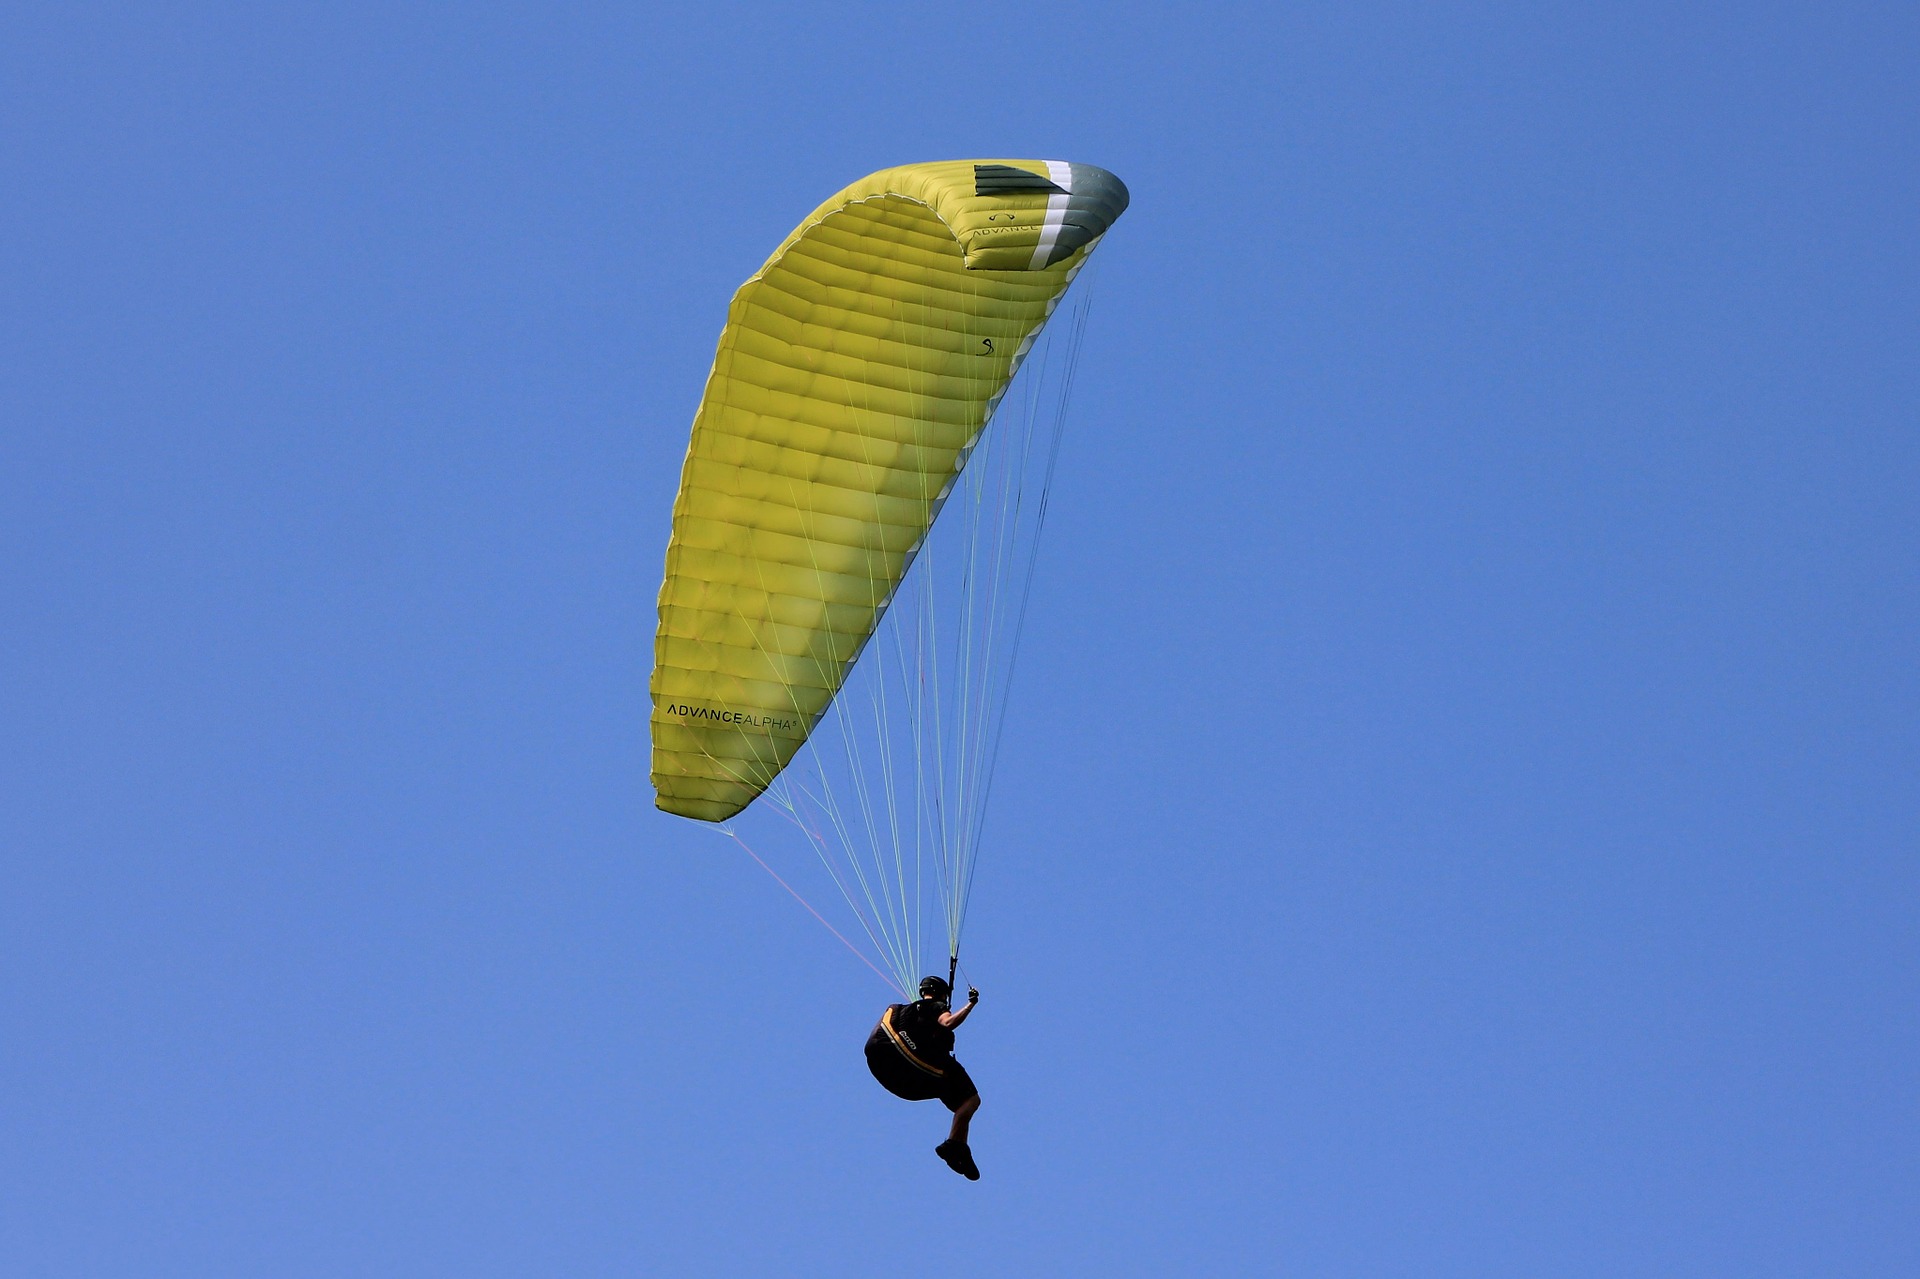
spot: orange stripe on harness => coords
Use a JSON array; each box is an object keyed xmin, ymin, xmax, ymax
[{"xmin": 881, "ymin": 1006, "xmax": 946, "ymax": 1077}]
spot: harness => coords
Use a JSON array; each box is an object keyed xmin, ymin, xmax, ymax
[{"xmin": 880, "ymin": 1006, "xmax": 946, "ymax": 1078}]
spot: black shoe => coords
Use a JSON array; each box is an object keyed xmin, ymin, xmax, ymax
[{"xmin": 935, "ymin": 1140, "xmax": 980, "ymax": 1180}]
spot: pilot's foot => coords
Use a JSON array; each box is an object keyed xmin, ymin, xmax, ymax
[{"xmin": 935, "ymin": 1140, "xmax": 980, "ymax": 1180}]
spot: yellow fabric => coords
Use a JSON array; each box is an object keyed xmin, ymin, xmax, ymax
[{"xmin": 651, "ymin": 160, "xmax": 1125, "ymax": 820}]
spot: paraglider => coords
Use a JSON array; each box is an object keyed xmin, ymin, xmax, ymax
[
  {"xmin": 866, "ymin": 977, "xmax": 983, "ymax": 1178},
  {"xmin": 650, "ymin": 159, "xmax": 1127, "ymax": 1175}
]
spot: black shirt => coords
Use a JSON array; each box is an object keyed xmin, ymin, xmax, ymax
[{"xmin": 891, "ymin": 997, "xmax": 956, "ymax": 1062}]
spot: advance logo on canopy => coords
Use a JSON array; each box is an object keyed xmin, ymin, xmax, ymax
[{"xmin": 655, "ymin": 698, "xmax": 806, "ymax": 739}]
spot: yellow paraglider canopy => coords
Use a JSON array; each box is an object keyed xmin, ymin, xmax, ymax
[{"xmin": 652, "ymin": 159, "xmax": 1128, "ymax": 821}]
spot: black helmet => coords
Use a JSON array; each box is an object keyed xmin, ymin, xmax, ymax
[{"xmin": 918, "ymin": 976, "xmax": 952, "ymax": 1001}]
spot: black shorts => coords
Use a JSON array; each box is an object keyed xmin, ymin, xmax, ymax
[{"xmin": 865, "ymin": 1022, "xmax": 979, "ymax": 1111}]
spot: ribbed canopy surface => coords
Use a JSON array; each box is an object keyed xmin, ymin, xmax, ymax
[{"xmin": 652, "ymin": 160, "xmax": 1127, "ymax": 820}]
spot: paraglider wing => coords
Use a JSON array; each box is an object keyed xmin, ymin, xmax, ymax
[{"xmin": 651, "ymin": 160, "xmax": 1128, "ymax": 820}]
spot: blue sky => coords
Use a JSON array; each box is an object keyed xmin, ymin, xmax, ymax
[{"xmin": 4, "ymin": 3, "xmax": 1915, "ymax": 1274}]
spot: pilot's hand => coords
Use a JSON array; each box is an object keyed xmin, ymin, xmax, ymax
[{"xmin": 968, "ymin": 986, "xmax": 980, "ymax": 1004}]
